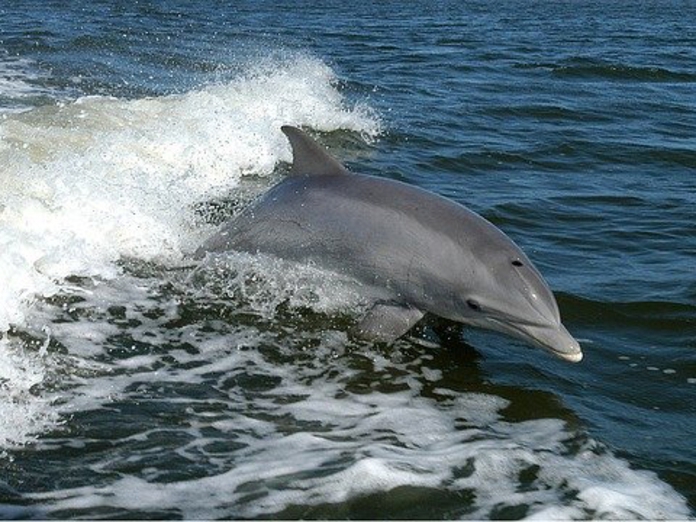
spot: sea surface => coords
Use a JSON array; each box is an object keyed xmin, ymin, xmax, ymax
[{"xmin": 1, "ymin": 1, "xmax": 695, "ymax": 519}]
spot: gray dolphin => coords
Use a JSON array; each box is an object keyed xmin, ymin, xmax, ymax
[{"xmin": 197, "ymin": 126, "xmax": 583, "ymax": 362}]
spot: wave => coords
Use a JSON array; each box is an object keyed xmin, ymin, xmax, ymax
[
  {"xmin": 0, "ymin": 336, "xmax": 59, "ymax": 453},
  {"xmin": 0, "ymin": 55, "xmax": 72, "ymax": 113},
  {"xmin": 16, "ymin": 278, "xmax": 693, "ymax": 519},
  {"xmin": 0, "ymin": 55, "xmax": 380, "ymax": 333},
  {"xmin": 0, "ymin": 270, "xmax": 687, "ymax": 519},
  {"xmin": 0, "ymin": 54, "xmax": 380, "ymax": 449},
  {"xmin": 520, "ymin": 57, "xmax": 696, "ymax": 83}
]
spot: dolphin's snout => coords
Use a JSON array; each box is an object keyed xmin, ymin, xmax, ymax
[
  {"xmin": 524, "ymin": 322, "xmax": 583, "ymax": 362},
  {"xmin": 486, "ymin": 315, "xmax": 583, "ymax": 363}
]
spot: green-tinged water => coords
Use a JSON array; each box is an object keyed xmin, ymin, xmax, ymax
[{"xmin": 0, "ymin": 1, "xmax": 694, "ymax": 519}]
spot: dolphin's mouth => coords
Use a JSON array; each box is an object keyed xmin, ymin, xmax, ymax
[
  {"xmin": 547, "ymin": 341, "xmax": 583, "ymax": 363},
  {"xmin": 527, "ymin": 323, "xmax": 583, "ymax": 362},
  {"xmin": 487, "ymin": 318, "xmax": 583, "ymax": 363}
]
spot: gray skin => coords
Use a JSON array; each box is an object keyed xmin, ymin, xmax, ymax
[{"xmin": 197, "ymin": 126, "xmax": 583, "ymax": 362}]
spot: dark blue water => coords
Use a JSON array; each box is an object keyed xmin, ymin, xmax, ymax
[{"xmin": 1, "ymin": 1, "xmax": 695, "ymax": 519}]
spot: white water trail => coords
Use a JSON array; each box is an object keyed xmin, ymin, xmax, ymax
[{"xmin": 0, "ymin": 54, "xmax": 380, "ymax": 448}]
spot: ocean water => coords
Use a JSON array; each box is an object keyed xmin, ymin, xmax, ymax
[{"xmin": 1, "ymin": 1, "xmax": 695, "ymax": 519}]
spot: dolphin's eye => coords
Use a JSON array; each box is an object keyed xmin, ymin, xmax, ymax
[
  {"xmin": 511, "ymin": 259, "xmax": 524, "ymax": 267},
  {"xmin": 467, "ymin": 299, "xmax": 482, "ymax": 312}
]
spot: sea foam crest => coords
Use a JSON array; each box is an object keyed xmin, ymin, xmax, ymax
[
  {"xmin": 0, "ymin": 55, "xmax": 380, "ymax": 333},
  {"xmin": 0, "ymin": 55, "xmax": 380, "ymax": 449}
]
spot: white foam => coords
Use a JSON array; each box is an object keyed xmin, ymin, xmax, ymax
[
  {"xmin": 26, "ymin": 368, "xmax": 691, "ymax": 519},
  {"xmin": 0, "ymin": 54, "xmax": 380, "ymax": 334},
  {"xmin": 190, "ymin": 251, "xmax": 369, "ymax": 319},
  {"xmin": 0, "ymin": 337, "xmax": 60, "ymax": 452},
  {"xmin": 0, "ymin": 57, "xmax": 54, "ymax": 112},
  {"xmin": 11, "ymin": 275, "xmax": 688, "ymax": 519},
  {"xmin": 0, "ymin": 54, "xmax": 380, "ymax": 454}
]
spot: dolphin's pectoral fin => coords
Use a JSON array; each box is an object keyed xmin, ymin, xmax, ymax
[{"xmin": 351, "ymin": 303, "xmax": 424, "ymax": 344}]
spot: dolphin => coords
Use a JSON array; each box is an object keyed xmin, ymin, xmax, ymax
[{"xmin": 197, "ymin": 126, "xmax": 583, "ymax": 362}]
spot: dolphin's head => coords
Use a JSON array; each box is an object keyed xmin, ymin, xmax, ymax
[{"xmin": 450, "ymin": 228, "xmax": 583, "ymax": 362}]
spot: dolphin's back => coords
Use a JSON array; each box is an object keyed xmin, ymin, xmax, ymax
[{"xmin": 200, "ymin": 171, "xmax": 516, "ymax": 314}]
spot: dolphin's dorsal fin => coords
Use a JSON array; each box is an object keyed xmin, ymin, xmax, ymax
[{"xmin": 281, "ymin": 125, "xmax": 349, "ymax": 177}]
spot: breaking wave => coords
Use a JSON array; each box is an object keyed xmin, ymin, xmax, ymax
[{"xmin": 0, "ymin": 54, "xmax": 380, "ymax": 448}]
